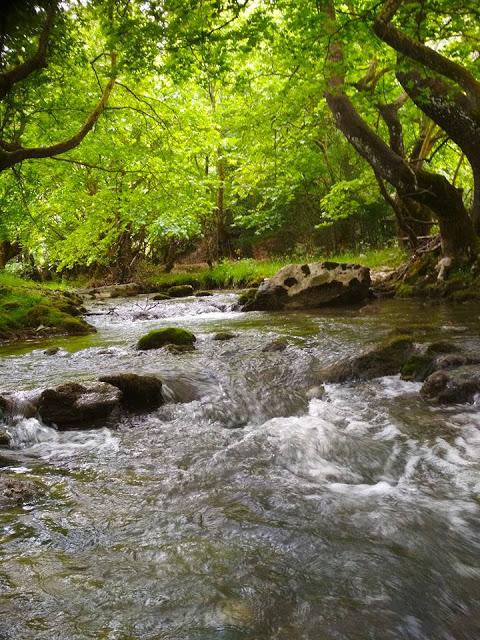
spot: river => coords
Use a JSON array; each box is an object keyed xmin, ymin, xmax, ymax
[{"xmin": 1, "ymin": 292, "xmax": 480, "ymax": 639}]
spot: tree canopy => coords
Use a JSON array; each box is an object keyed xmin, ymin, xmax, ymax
[{"xmin": 0, "ymin": 0, "xmax": 478, "ymax": 276}]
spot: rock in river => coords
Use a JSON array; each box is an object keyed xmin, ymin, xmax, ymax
[
  {"xmin": 317, "ymin": 336, "xmax": 414, "ymax": 382},
  {"xmin": 38, "ymin": 382, "xmax": 121, "ymax": 429},
  {"xmin": 137, "ymin": 327, "xmax": 196, "ymax": 351},
  {"xmin": 241, "ymin": 262, "xmax": 371, "ymax": 311},
  {"xmin": 99, "ymin": 373, "xmax": 164, "ymax": 411},
  {"xmin": 421, "ymin": 366, "xmax": 480, "ymax": 404}
]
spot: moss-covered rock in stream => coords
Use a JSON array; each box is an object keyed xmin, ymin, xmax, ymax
[
  {"xmin": 0, "ymin": 475, "xmax": 40, "ymax": 506},
  {"xmin": 167, "ymin": 285, "xmax": 194, "ymax": 298},
  {"xmin": 317, "ymin": 335, "xmax": 415, "ymax": 383},
  {"xmin": 195, "ymin": 290, "xmax": 213, "ymax": 297},
  {"xmin": 137, "ymin": 327, "xmax": 196, "ymax": 351},
  {"xmin": 99, "ymin": 373, "xmax": 163, "ymax": 411},
  {"xmin": 400, "ymin": 354, "xmax": 435, "ymax": 382},
  {"xmin": 152, "ymin": 293, "xmax": 171, "ymax": 301}
]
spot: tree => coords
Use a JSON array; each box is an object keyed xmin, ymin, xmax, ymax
[
  {"xmin": 322, "ymin": 0, "xmax": 477, "ymax": 264},
  {"xmin": 0, "ymin": 1, "xmax": 116, "ymax": 173}
]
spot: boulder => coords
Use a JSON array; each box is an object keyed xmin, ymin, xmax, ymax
[
  {"xmin": 195, "ymin": 291, "xmax": 213, "ymax": 297},
  {"xmin": 241, "ymin": 262, "xmax": 371, "ymax": 311},
  {"xmin": 167, "ymin": 285, "xmax": 194, "ymax": 298},
  {"xmin": 152, "ymin": 293, "xmax": 171, "ymax": 301},
  {"xmin": 38, "ymin": 382, "xmax": 121, "ymax": 429},
  {"xmin": 137, "ymin": 327, "xmax": 197, "ymax": 351},
  {"xmin": 317, "ymin": 336, "xmax": 414, "ymax": 383},
  {"xmin": 401, "ymin": 346, "xmax": 478, "ymax": 382},
  {"xmin": 421, "ymin": 366, "xmax": 480, "ymax": 404},
  {"xmin": 99, "ymin": 373, "xmax": 163, "ymax": 411}
]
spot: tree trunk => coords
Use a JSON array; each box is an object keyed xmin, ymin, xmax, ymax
[
  {"xmin": 323, "ymin": 1, "xmax": 476, "ymax": 264},
  {"xmin": 0, "ymin": 240, "xmax": 21, "ymax": 268}
]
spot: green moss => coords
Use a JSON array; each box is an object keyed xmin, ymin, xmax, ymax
[
  {"xmin": 0, "ymin": 283, "xmax": 94, "ymax": 342},
  {"xmin": 395, "ymin": 283, "xmax": 414, "ymax": 297},
  {"xmin": 450, "ymin": 288, "xmax": 480, "ymax": 302},
  {"xmin": 57, "ymin": 317, "xmax": 96, "ymax": 335},
  {"xmin": 167, "ymin": 285, "xmax": 194, "ymax": 297},
  {"xmin": 137, "ymin": 327, "xmax": 197, "ymax": 351},
  {"xmin": 400, "ymin": 354, "xmax": 434, "ymax": 381},
  {"xmin": 237, "ymin": 288, "xmax": 258, "ymax": 306}
]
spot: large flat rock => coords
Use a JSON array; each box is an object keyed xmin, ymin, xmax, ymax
[{"xmin": 242, "ymin": 262, "xmax": 371, "ymax": 311}]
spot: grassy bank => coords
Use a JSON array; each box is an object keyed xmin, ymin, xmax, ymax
[
  {"xmin": 0, "ymin": 273, "xmax": 95, "ymax": 342},
  {"xmin": 148, "ymin": 247, "xmax": 407, "ymax": 291}
]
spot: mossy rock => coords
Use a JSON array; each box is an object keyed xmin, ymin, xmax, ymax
[
  {"xmin": 262, "ymin": 338, "xmax": 288, "ymax": 352},
  {"xmin": 59, "ymin": 303, "xmax": 81, "ymax": 316},
  {"xmin": 137, "ymin": 327, "xmax": 196, "ymax": 350},
  {"xmin": 425, "ymin": 341, "xmax": 460, "ymax": 355},
  {"xmin": 58, "ymin": 317, "xmax": 96, "ymax": 335},
  {"xmin": 167, "ymin": 285, "xmax": 194, "ymax": 298},
  {"xmin": 237, "ymin": 288, "xmax": 258, "ymax": 306},
  {"xmin": 318, "ymin": 335, "xmax": 415, "ymax": 383},
  {"xmin": 195, "ymin": 291, "xmax": 213, "ymax": 297},
  {"xmin": 401, "ymin": 354, "xmax": 435, "ymax": 382},
  {"xmin": 390, "ymin": 324, "xmax": 436, "ymax": 337},
  {"xmin": 152, "ymin": 293, "xmax": 171, "ymax": 301},
  {"xmin": 213, "ymin": 331, "xmax": 236, "ymax": 341}
]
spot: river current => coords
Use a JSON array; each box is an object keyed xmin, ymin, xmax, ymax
[{"xmin": 1, "ymin": 293, "xmax": 480, "ymax": 639}]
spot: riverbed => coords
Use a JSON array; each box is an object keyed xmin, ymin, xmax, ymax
[{"xmin": 1, "ymin": 293, "xmax": 480, "ymax": 639}]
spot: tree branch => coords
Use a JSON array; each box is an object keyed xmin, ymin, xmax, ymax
[
  {"xmin": 373, "ymin": 0, "xmax": 480, "ymax": 103},
  {"xmin": 0, "ymin": 2, "xmax": 57, "ymax": 100},
  {"xmin": 0, "ymin": 53, "xmax": 117, "ymax": 172}
]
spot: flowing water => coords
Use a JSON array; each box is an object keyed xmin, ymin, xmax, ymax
[{"xmin": 1, "ymin": 293, "xmax": 480, "ymax": 639}]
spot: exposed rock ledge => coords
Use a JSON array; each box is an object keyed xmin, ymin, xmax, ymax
[{"xmin": 241, "ymin": 262, "xmax": 371, "ymax": 311}]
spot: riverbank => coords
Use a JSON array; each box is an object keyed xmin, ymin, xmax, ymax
[
  {"xmin": 0, "ymin": 273, "xmax": 95, "ymax": 342},
  {"xmin": 3, "ymin": 244, "xmax": 479, "ymax": 343}
]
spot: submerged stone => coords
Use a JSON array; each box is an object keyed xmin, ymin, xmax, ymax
[
  {"xmin": 241, "ymin": 262, "xmax": 370, "ymax": 311},
  {"xmin": 262, "ymin": 338, "xmax": 288, "ymax": 352},
  {"xmin": 213, "ymin": 331, "xmax": 236, "ymax": 341},
  {"xmin": 137, "ymin": 327, "xmax": 196, "ymax": 351}
]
